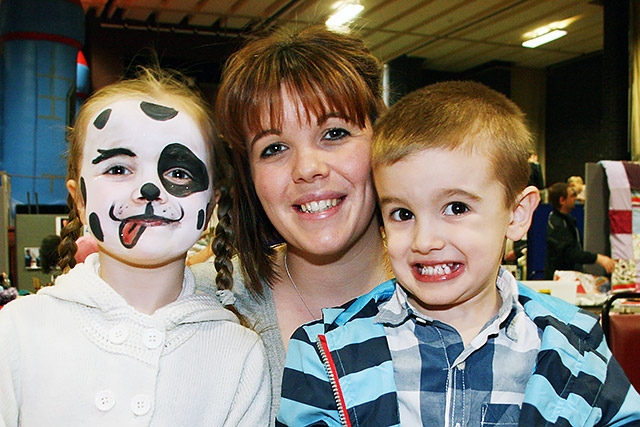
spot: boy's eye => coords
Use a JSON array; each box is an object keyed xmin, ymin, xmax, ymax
[
  {"xmin": 260, "ymin": 142, "xmax": 287, "ymax": 158},
  {"xmin": 390, "ymin": 208, "xmax": 414, "ymax": 222},
  {"xmin": 444, "ymin": 202, "xmax": 469, "ymax": 216},
  {"xmin": 323, "ymin": 127, "xmax": 350, "ymax": 141},
  {"xmin": 105, "ymin": 165, "xmax": 131, "ymax": 175}
]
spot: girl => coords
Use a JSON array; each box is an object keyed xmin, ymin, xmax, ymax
[{"xmin": 0, "ymin": 67, "xmax": 269, "ymax": 426}]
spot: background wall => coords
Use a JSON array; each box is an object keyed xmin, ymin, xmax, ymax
[
  {"xmin": 0, "ymin": 2, "xmax": 632, "ymax": 289},
  {"xmin": 84, "ymin": 11, "xmax": 240, "ymax": 105},
  {"xmin": 15, "ymin": 213, "xmax": 65, "ymax": 292},
  {"xmin": 544, "ymin": 53, "xmax": 620, "ymax": 186}
]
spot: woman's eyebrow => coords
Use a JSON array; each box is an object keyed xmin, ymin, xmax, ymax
[
  {"xmin": 92, "ymin": 148, "xmax": 136, "ymax": 164},
  {"xmin": 250, "ymin": 128, "xmax": 280, "ymax": 147},
  {"xmin": 316, "ymin": 112, "xmax": 350, "ymax": 125}
]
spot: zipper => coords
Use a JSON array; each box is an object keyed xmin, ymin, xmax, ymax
[{"xmin": 317, "ymin": 334, "xmax": 352, "ymax": 427}]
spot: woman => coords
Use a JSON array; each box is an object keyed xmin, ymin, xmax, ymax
[{"xmin": 192, "ymin": 25, "xmax": 391, "ymax": 420}]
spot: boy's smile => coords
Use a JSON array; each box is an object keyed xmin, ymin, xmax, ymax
[
  {"xmin": 375, "ymin": 146, "xmax": 526, "ymax": 326},
  {"xmin": 414, "ymin": 261, "xmax": 463, "ymax": 281}
]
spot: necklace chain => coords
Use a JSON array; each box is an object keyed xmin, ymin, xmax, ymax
[
  {"xmin": 283, "ymin": 251, "xmax": 317, "ymax": 320},
  {"xmin": 283, "ymin": 250, "xmax": 390, "ymax": 321}
]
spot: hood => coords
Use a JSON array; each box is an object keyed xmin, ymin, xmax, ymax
[{"xmin": 39, "ymin": 253, "xmax": 239, "ymax": 327}]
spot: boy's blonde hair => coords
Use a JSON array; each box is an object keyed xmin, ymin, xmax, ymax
[{"xmin": 372, "ymin": 80, "xmax": 532, "ymax": 207}]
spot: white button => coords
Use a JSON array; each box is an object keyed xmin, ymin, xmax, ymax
[
  {"xmin": 130, "ymin": 394, "xmax": 152, "ymax": 416},
  {"xmin": 108, "ymin": 325, "xmax": 129, "ymax": 344},
  {"xmin": 142, "ymin": 328, "xmax": 163, "ymax": 349},
  {"xmin": 95, "ymin": 390, "xmax": 115, "ymax": 412}
]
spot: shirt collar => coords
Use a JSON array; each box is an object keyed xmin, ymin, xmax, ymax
[{"xmin": 376, "ymin": 268, "xmax": 524, "ymax": 342}]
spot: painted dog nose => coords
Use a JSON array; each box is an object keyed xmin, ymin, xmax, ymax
[{"xmin": 140, "ymin": 182, "xmax": 161, "ymax": 201}]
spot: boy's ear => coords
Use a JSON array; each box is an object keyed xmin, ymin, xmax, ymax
[
  {"xmin": 506, "ymin": 186, "xmax": 540, "ymax": 242},
  {"xmin": 66, "ymin": 179, "xmax": 86, "ymax": 225}
]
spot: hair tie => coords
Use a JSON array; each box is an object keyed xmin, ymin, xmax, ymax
[{"xmin": 216, "ymin": 289, "xmax": 236, "ymax": 306}]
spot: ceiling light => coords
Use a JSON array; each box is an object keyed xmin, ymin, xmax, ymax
[
  {"xmin": 326, "ymin": 1, "xmax": 364, "ymax": 28},
  {"xmin": 522, "ymin": 29, "xmax": 567, "ymax": 48}
]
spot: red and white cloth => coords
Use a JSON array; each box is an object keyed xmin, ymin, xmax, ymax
[{"xmin": 600, "ymin": 160, "xmax": 640, "ymax": 291}]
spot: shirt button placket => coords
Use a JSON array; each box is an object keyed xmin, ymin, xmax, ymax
[{"xmin": 132, "ymin": 326, "xmax": 163, "ymax": 419}]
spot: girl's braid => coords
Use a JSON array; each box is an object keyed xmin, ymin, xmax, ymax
[
  {"xmin": 213, "ymin": 184, "xmax": 234, "ymax": 293},
  {"xmin": 57, "ymin": 194, "xmax": 83, "ymax": 272},
  {"xmin": 211, "ymin": 143, "xmax": 250, "ymax": 327},
  {"xmin": 212, "ymin": 184, "xmax": 250, "ymax": 327}
]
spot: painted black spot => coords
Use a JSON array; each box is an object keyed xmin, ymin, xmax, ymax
[
  {"xmin": 140, "ymin": 101, "xmax": 178, "ymax": 121},
  {"xmin": 197, "ymin": 208, "xmax": 205, "ymax": 230},
  {"xmin": 158, "ymin": 143, "xmax": 209, "ymax": 198},
  {"xmin": 89, "ymin": 212, "xmax": 104, "ymax": 242},
  {"xmin": 80, "ymin": 177, "xmax": 87, "ymax": 206},
  {"xmin": 93, "ymin": 109, "xmax": 112, "ymax": 129}
]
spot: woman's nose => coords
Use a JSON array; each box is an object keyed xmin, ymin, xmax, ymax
[{"xmin": 292, "ymin": 147, "xmax": 329, "ymax": 183}]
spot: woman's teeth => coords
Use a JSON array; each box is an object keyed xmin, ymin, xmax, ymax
[
  {"xmin": 299, "ymin": 198, "xmax": 339, "ymax": 213},
  {"xmin": 419, "ymin": 263, "xmax": 455, "ymax": 276}
]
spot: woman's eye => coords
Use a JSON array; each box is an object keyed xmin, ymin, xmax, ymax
[
  {"xmin": 323, "ymin": 127, "xmax": 350, "ymax": 141},
  {"xmin": 444, "ymin": 202, "xmax": 469, "ymax": 216},
  {"xmin": 164, "ymin": 168, "xmax": 193, "ymax": 184},
  {"xmin": 260, "ymin": 142, "xmax": 287, "ymax": 158},
  {"xmin": 390, "ymin": 208, "xmax": 414, "ymax": 222},
  {"xmin": 105, "ymin": 165, "xmax": 131, "ymax": 175}
]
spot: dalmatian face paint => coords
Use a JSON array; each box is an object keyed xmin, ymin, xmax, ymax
[{"xmin": 80, "ymin": 99, "xmax": 213, "ymax": 265}]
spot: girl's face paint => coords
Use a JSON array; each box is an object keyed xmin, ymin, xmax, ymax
[{"xmin": 79, "ymin": 99, "xmax": 213, "ymax": 265}]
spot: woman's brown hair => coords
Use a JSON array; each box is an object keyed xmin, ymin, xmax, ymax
[{"xmin": 214, "ymin": 25, "xmax": 385, "ymax": 296}]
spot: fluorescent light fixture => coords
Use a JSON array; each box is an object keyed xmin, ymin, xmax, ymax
[
  {"xmin": 522, "ymin": 29, "xmax": 567, "ymax": 48},
  {"xmin": 326, "ymin": 2, "xmax": 364, "ymax": 28}
]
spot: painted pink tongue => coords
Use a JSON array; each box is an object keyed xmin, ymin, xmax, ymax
[{"xmin": 120, "ymin": 220, "xmax": 147, "ymax": 248}]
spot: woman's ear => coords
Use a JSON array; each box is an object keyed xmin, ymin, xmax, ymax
[
  {"xmin": 506, "ymin": 186, "xmax": 540, "ymax": 242},
  {"xmin": 66, "ymin": 179, "xmax": 86, "ymax": 224}
]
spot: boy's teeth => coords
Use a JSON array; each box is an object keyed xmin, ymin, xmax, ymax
[
  {"xmin": 419, "ymin": 263, "xmax": 454, "ymax": 276},
  {"xmin": 300, "ymin": 198, "xmax": 338, "ymax": 213}
]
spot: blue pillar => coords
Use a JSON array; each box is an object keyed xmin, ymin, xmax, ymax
[{"xmin": 0, "ymin": 0, "xmax": 84, "ymax": 208}]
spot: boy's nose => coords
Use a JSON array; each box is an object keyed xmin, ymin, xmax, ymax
[{"xmin": 412, "ymin": 222, "xmax": 445, "ymax": 254}]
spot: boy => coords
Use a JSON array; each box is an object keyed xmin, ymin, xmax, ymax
[{"xmin": 277, "ymin": 81, "xmax": 640, "ymax": 426}]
